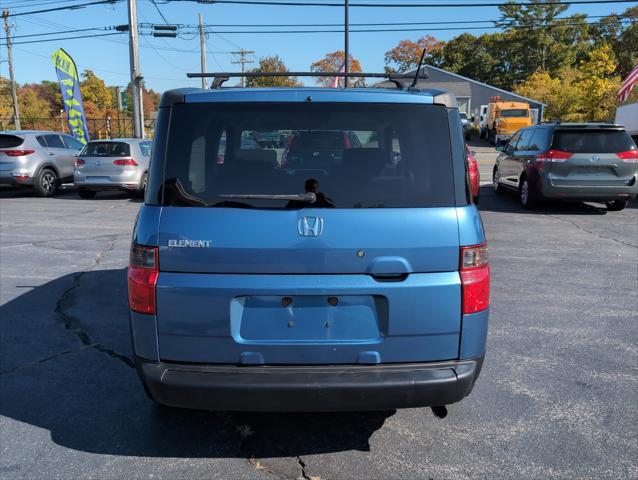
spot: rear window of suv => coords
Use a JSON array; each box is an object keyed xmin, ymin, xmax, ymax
[
  {"xmin": 81, "ymin": 141, "xmax": 131, "ymax": 157},
  {"xmin": 162, "ymin": 102, "xmax": 455, "ymax": 209},
  {"xmin": 552, "ymin": 129, "xmax": 636, "ymax": 154}
]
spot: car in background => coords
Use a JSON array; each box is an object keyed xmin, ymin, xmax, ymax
[
  {"xmin": 493, "ymin": 123, "xmax": 638, "ymax": 210},
  {"xmin": 74, "ymin": 138, "xmax": 152, "ymax": 199},
  {"xmin": 281, "ymin": 130, "xmax": 361, "ymax": 168},
  {"xmin": 460, "ymin": 112, "xmax": 472, "ymax": 140},
  {"xmin": 129, "ymin": 86, "xmax": 488, "ymax": 414},
  {"xmin": 466, "ymin": 146, "xmax": 480, "ymax": 204},
  {"xmin": 0, "ymin": 130, "xmax": 84, "ymax": 197}
]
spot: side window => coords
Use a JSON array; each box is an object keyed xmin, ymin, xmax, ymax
[
  {"xmin": 516, "ymin": 129, "xmax": 535, "ymax": 151},
  {"xmin": 36, "ymin": 136, "xmax": 48, "ymax": 147},
  {"xmin": 391, "ymin": 130, "xmax": 401, "ymax": 166},
  {"xmin": 217, "ymin": 130, "xmax": 227, "ymax": 164},
  {"xmin": 62, "ymin": 135, "xmax": 84, "ymax": 150},
  {"xmin": 43, "ymin": 134, "xmax": 65, "ymax": 149},
  {"xmin": 529, "ymin": 127, "xmax": 551, "ymax": 151},
  {"xmin": 507, "ymin": 131, "xmax": 522, "ymax": 152},
  {"xmin": 139, "ymin": 141, "xmax": 152, "ymax": 157},
  {"xmin": 189, "ymin": 136, "xmax": 206, "ymax": 193}
]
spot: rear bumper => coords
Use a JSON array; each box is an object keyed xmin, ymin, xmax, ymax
[
  {"xmin": 540, "ymin": 177, "xmax": 638, "ymax": 200},
  {"xmin": 135, "ymin": 355, "xmax": 484, "ymax": 412},
  {"xmin": 74, "ymin": 172, "xmax": 143, "ymax": 190}
]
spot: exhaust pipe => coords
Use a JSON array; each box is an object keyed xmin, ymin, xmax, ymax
[{"xmin": 431, "ymin": 405, "xmax": 448, "ymax": 419}]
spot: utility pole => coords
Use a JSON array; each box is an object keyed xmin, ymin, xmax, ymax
[
  {"xmin": 199, "ymin": 13, "xmax": 207, "ymax": 89},
  {"xmin": 231, "ymin": 49, "xmax": 254, "ymax": 87},
  {"xmin": 344, "ymin": 0, "xmax": 349, "ymax": 88},
  {"xmin": 2, "ymin": 10, "xmax": 20, "ymax": 130},
  {"xmin": 127, "ymin": 0, "xmax": 144, "ymax": 138}
]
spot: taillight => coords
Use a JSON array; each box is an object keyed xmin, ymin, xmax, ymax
[
  {"xmin": 75, "ymin": 159, "xmax": 85, "ymax": 167},
  {"xmin": 536, "ymin": 149, "xmax": 573, "ymax": 163},
  {"xmin": 0, "ymin": 149, "xmax": 35, "ymax": 156},
  {"xmin": 113, "ymin": 158, "xmax": 138, "ymax": 166},
  {"xmin": 460, "ymin": 243, "xmax": 490, "ymax": 315},
  {"xmin": 128, "ymin": 244, "xmax": 158, "ymax": 315},
  {"xmin": 616, "ymin": 150, "xmax": 638, "ymax": 162}
]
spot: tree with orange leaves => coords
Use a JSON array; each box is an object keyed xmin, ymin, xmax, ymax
[
  {"xmin": 384, "ymin": 36, "xmax": 443, "ymax": 73},
  {"xmin": 310, "ymin": 50, "xmax": 364, "ymax": 87}
]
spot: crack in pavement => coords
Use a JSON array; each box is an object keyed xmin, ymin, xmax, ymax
[
  {"xmin": 544, "ymin": 213, "xmax": 638, "ymax": 249},
  {"xmin": 297, "ymin": 456, "xmax": 313, "ymax": 480},
  {"xmin": 53, "ymin": 236, "xmax": 134, "ymax": 370},
  {"xmin": 0, "ymin": 233, "xmax": 131, "ymax": 248},
  {"xmin": 0, "ymin": 346, "xmax": 92, "ymax": 375}
]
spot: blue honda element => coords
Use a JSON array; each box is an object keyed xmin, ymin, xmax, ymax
[{"xmin": 128, "ymin": 85, "xmax": 489, "ymax": 414}]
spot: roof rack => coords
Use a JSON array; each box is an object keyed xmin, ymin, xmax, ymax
[{"xmin": 185, "ymin": 71, "xmax": 428, "ymax": 89}]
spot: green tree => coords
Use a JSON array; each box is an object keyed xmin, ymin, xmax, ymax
[
  {"xmin": 245, "ymin": 55, "xmax": 300, "ymax": 87},
  {"xmin": 80, "ymin": 70, "xmax": 112, "ymax": 109},
  {"xmin": 591, "ymin": 6, "xmax": 638, "ymax": 77}
]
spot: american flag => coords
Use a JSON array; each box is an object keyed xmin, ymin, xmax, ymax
[
  {"xmin": 332, "ymin": 63, "xmax": 346, "ymax": 88},
  {"xmin": 617, "ymin": 64, "xmax": 638, "ymax": 103}
]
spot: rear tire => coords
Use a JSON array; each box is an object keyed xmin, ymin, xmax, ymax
[
  {"xmin": 135, "ymin": 173, "xmax": 148, "ymax": 199},
  {"xmin": 519, "ymin": 176, "xmax": 539, "ymax": 209},
  {"xmin": 605, "ymin": 199, "xmax": 628, "ymax": 211},
  {"xmin": 78, "ymin": 188, "xmax": 96, "ymax": 199},
  {"xmin": 493, "ymin": 167, "xmax": 504, "ymax": 194},
  {"xmin": 34, "ymin": 168, "xmax": 58, "ymax": 197}
]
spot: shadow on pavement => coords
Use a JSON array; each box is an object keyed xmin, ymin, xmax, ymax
[
  {"xmin": 477, "ymin": 186, "xmax": 609, "ymax": 216},
  {"xmin": 0, "ymin": 268, "xmax": 392, "ymax": 459}
]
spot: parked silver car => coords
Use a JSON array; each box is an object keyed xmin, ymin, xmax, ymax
[
  {"xmin": 0, "ymin": 130, "xmax": 84, "ymax": 196},
  {"xmin": 74, "ymin": 138, "xmax": 152, "ymax": 199}
]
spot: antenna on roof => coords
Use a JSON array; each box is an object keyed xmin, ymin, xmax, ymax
[{"xmin": 411, "ymin": 48, "xmax": 428, "ymax": 88}]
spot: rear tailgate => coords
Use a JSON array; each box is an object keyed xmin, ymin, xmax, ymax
[
  {"xmin": 153, "ymin": 101, "xmax": 470, "ymax": 365},
  {"xmin": 0, "ymin": 134, "xmax": 25, "ymax": 174},
  {"xmin": 156, "ymin": 207, "xmax": 461, "ymax": 364},
  {"xmin": 548, "ymin": 128, "xmax": 638, "ymax": 186}
]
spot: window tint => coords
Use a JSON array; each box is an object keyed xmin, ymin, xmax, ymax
[
  {"xmin": 500, "ymin": 109, "xmax": 529, "ymax": 118},
  {"xmin": 552, "ymin": 130, "xmax": 636, "ymax": 154},
  {"xmin": 163, "ymin": 102, "xmax": 455, "ymax": 208},
  {"xmin": 80, "ymin": 141, "xmax": 131, "ymax": 157},
  {"xmin": 62, "ymin": 135, "xmax": 84, "ymax": 150},
  {"xmin": 139, "ymin": 141, "xmax": 152, "ymax": 157},
  {"xmin": 0, "ymin": 134, "xmax": 25, "ymax": 148},
  {"xmin": 43, "ymin": 134, "xmax": 65, "ymax": 148},
  {"xmin": 528, "ymin": 127, "xmax": 551, "ymax": 151},
  {"xmin": 516, "ymin": 129, "xmax": 535, "ymax": 150}
]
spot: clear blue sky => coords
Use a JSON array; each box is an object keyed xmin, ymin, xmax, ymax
[{"xmin": 2, "ymin": 0, "xmax": 635, "ymax": 92}]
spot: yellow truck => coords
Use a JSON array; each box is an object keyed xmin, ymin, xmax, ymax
[{"xmin": 480, "ymin": 96, "xmax": 532, "ymax": 145}]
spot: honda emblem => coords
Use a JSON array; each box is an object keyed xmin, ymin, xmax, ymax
[{"xmin": 297, "ymin": 216, "xmax": 324, "ymax": 237}]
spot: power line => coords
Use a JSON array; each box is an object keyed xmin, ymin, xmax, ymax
[
  {"xmin": 170, "ymin": 0, "xmax": 638, "ymax": 7},
  {"xmin": 6, "ymin": 0, "xmax": 121, "ymax": 17},
  {"xmin": 2, "ymin": 31, "xmax": 124, "ymax": 45},
  {"xmin": 10, "ymin": 26, "xmax": 115, "ymax": 40},
  {"xmin": 185, "ymin": 19, "xmax": 635, "ymax": 34},
  {"xmin": 173, "ymin": 14, "xmax": 613, "ymax": 28}
]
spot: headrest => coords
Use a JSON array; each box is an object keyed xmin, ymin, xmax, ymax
[
  {"xmin": 233, "ymin": 148, "xmax": 277, "ymax": 166},
  {"xmin": 342, "ymin": 148, "xmax": 388, "ymax": 175}
]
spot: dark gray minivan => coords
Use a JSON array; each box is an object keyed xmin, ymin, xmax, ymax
[{"xmin": 493, "ymin": 123, "xmax": 638, "ymax": 210}]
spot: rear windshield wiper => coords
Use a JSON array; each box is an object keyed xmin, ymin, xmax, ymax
[{"xmin": 218, "ymin": 192, "xmax": 317, "ymax": 202}]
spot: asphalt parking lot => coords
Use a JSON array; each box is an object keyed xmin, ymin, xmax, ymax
[{"xmin": 1, "ymin": 175, "xmax": 637, "ymax": 479}]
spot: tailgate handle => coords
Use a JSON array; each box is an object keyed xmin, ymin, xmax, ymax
[{"xmin": 371, "ymin": 272, "xmax": 409, "ymax": 282}]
